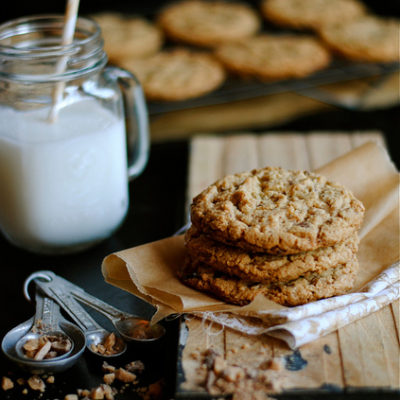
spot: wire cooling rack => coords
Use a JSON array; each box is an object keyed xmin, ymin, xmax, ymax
[{"xmin": 147, "ymin": 60, "xmax": 399, "ymax": 115}]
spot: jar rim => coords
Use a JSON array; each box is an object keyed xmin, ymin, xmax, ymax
[
  {"xmin": 0, "ymin": 14, "xmax": 101, "ymax": 55},
  {"xmin": 0, "ymin": 15, "xmax": 107, "ymax": 82}
]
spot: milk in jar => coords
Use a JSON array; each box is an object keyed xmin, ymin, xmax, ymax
[
  {"xmin": 0, "ymin": 98, "xmax": 129, "ymax": 252},
  {"xmin": 0, "ymin": 15, "xmax": 149, "ymax": 254}
]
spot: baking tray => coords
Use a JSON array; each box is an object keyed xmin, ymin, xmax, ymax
[{"xmin": 148, "ymin": 60, "xmax": 399, "ymax": 115}]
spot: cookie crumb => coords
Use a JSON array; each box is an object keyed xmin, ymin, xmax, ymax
[
  {"xmin": 89, "ymin": 384, "xmax": 115, "ymax": 400},
  {"xmin": 137, "ymin": 379, "xmax": 164, "ymax": 400},
  {"xmin": 90, "ymin": 333, "xmax": 124, "ymax": 356},
  {"xmin": 77, "ymin": 388, "xmax": 90, "ymax": 397},
  {"xmin": 213, "ymin": 356, "xmax": 227, "ymax": 374},
  {"xmin": 267, "ymin": 359, "xmax": 282, "ymax": 371},
  {"xmin": 124, "ymin": 360, "xmax": 145, "ymax": 374},
  {"xmin": 190, "ymin": 351, "xmax": 200, "ymax": 360},
  {"xmin": 223, "ymin": 366, "xmax": 245, "ymax": 382},
  {"xmin": 102, "ymin": 361, "xmax": 116, "ymax": 373},
  {"xmin": 90, "ymin": 386, "xmax": 104, "ymax": 399},
  {"xmin": 103, "ymin": 373, "xmax": 115, "ymax": 385},
  {"xmin": 1, "ymin": 376, "xmax": 14, "ymax": 391},
  {"xmin": 23, "ymin": 334, "xmax": 72, "ymax": 360},
  {"xmin": 197, "ymin": 348, "xmax": 283, "ymax": 397},
  {"xmin": 27, "ymin": 375, "xmax": 46, "ymax": 392},
  {"xmin": 46, "ymin": 375, "xmax": 55, "ymax": 384},
  {"xmin": 64, "ymin": 394, "xmax": 78, "ymax": 400},
  {"xmin": 115, "ymin": 368, "xmax": 136, "ymax": 383}
]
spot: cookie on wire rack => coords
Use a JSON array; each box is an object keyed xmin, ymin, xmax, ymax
[
  {"xmin": 317, "ymin": 15, "xmax": 400, "ymax": 63},
  {"xmin": 261, "ymin": 0, "xmax": 367, "ymax": 30},
  {"xmin": 157, "ymin": 0, "xmax": 261, "ymax": 47},
  {"xmin": 121, "ymin": 49, "xmax": 226, "ymax": 101},
  {"xmin": 91, "ymin": 13, "xmax": 163, "ymax": 63},
  {"xmin": 214, "ymin": 34, "xmax": 331, "ymax": 80}
]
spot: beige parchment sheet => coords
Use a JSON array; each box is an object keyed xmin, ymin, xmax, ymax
[{"xmin": 102, "ymin": 142, "xmax": 399, "ymax": 348}]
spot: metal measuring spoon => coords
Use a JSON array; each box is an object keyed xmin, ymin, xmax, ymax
[
  {"xmin": 1, "ymin": 292, "xmax": 85, "ymax": 374},
  {"xmin": 71, "ymin": 290, "xmax": 166, "ymax": 342},
  {"xmin": 25, "ymin": 272, "xmax": 127, "ymax": 358},
  {"xmin": 27, "ymin": 271, "xmax": 166, "ymax": 343},
  {"xmin": 15, "ymin": 291, "xmax": 73, "ymax": 361}
]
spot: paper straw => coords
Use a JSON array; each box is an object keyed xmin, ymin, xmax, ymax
[{"xmin": 48, "ymin": 0, "xmax": 80, "ymax": 122}]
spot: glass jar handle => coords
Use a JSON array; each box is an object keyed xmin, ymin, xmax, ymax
[{"xmin": 104, "ymin": 66, "xmax": 150, "ymax": 181}]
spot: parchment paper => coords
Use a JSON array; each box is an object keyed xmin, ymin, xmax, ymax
[{"xmin": 102, "ymin": 142, "xmax": 399, "ymax": 348}]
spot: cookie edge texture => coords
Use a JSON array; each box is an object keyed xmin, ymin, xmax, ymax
[
  {"xmin": 185, "ymin": 226, "xmax": 359, "ymax": 283},
  {"xmin": 179, "ymin": 255, "xmax": 359, "ymax": 306}
]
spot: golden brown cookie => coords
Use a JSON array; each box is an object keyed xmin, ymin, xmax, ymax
[
  {"xmin": 121, "ymin": 49, "xmax": 226, "ymax": 101},
  {"xmin": 261, "ymin": 0, "xmax": 367, "ymax": 30},
  {"xmin": 214, "ymin": 34, "xmax": 331, "ymax": 80},
  {"xmin": 179, "ymin": 254, "xmax": 359, "ymax": 306},
  {"xmin": 157, "ymin": 0, "xmax": 260, "ymax": 47},
  {"xmin": 317, "ymin": 16, "xmax": 400, "ymax": 62},
  {"xmin": 91, "ymin": 13, "xmax": 163, "ymax": 63},
  {"xmin": 190, "ymin": 166, "xmax": 365, "ymax": 255},
  {"xmin": 185, "ymin": 226, "xmax": 359, "ymax": 283}
]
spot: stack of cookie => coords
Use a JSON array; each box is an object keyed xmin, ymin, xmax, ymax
[{"xmin": 179, "ymin": 167, "xmax": 365, "ymax": 306}]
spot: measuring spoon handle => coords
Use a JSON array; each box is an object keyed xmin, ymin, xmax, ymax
[
  {"xmin": 33, "ymin": 291, "xmax": 61, "ymax": 333},
  {"xmin": 39, "ymin": 271, "xmax": 135, "ymax": 322},
  {"xmin": 33, "ymin": 279, "xmax": 104, "ymax": 335},
  {"xmin": 70, "ymin": 290, "xmax": 131, "ymax": 323}
]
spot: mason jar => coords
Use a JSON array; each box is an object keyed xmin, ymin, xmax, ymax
[{"xmin": 0, "ymin": 15, "xmax": 149, "ymax": 254}]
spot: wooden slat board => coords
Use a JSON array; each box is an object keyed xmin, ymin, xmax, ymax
[{"xmin": 177, "ymin": 131, "xmax": 399, "ymax": 397}]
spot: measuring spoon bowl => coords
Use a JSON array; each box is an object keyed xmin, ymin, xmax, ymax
[
  {"xmin": 67, "ymin": 288, "xmax": 166, "ymax": 342},
  {"xmin": 2, "ymin": 317, "xmax": 85, "ymax": 375},
  {"xmin": 114, "ymin": 317, "xmax": 166, "ymax": 342},
  {"xmin": 85, "ymin": 329, "xmax": 127, "ymax": 358},
  {"xmin": 15, "ymin": 330, "xmax": 73, "ymax": 361},
  {"xmin": 14, "ymin": 293, "xmax": 73, "ymax": 361}
]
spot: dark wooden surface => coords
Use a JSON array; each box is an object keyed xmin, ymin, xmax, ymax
[{"xmin": 1, "ymin": 105, "xmax": 399, "ymax": 399}]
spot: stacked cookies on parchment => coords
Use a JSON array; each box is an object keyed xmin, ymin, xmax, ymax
[{"xmin": 179, "ymin": 167, "xmax": 365, "ymax": 306}]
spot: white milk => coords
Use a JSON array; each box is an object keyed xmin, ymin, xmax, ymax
[{"xmin": 0, "ymin": 98, "xmax": 128, "ymax": 253}]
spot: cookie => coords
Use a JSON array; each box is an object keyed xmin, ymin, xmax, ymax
[
  {"xmin": 190, "ymin": 166, "xmax": 365, "ymax": 255},
  {"xmin": 157, "ymin": 0, "xmax": 260, "ymax": 47},
  {"xmin": 317, "ymin": 16, "xmax": 400, "ymax": 63},
  {"xmin": 121, "ymin": 49, "xmax": 226, "ymax": 101},
  {"xmin": 185, "ymin": 225, "xmax": 359, "ymax": 283},
  {"xmin": 214, "ymin": 35, "xmax": 331, "ymax": 80},
  {"xmin": 91, "ymin": 13, "xmax": 163, "ymax": 63},
  {"xmin": 261, "ymin": 0, "xmax": 367, "ymax": 30},
  {"xmin": 179, "ymin": 255, "xmax": 359, "ymax": 306}
]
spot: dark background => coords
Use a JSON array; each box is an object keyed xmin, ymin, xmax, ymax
[
  {"xmin": 1, "ymin": 0, "xmax": 400, "ymax": 22},
  {"xmin": 1, "ymin": 1, "xmax": 399, "ymax": 399}
]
